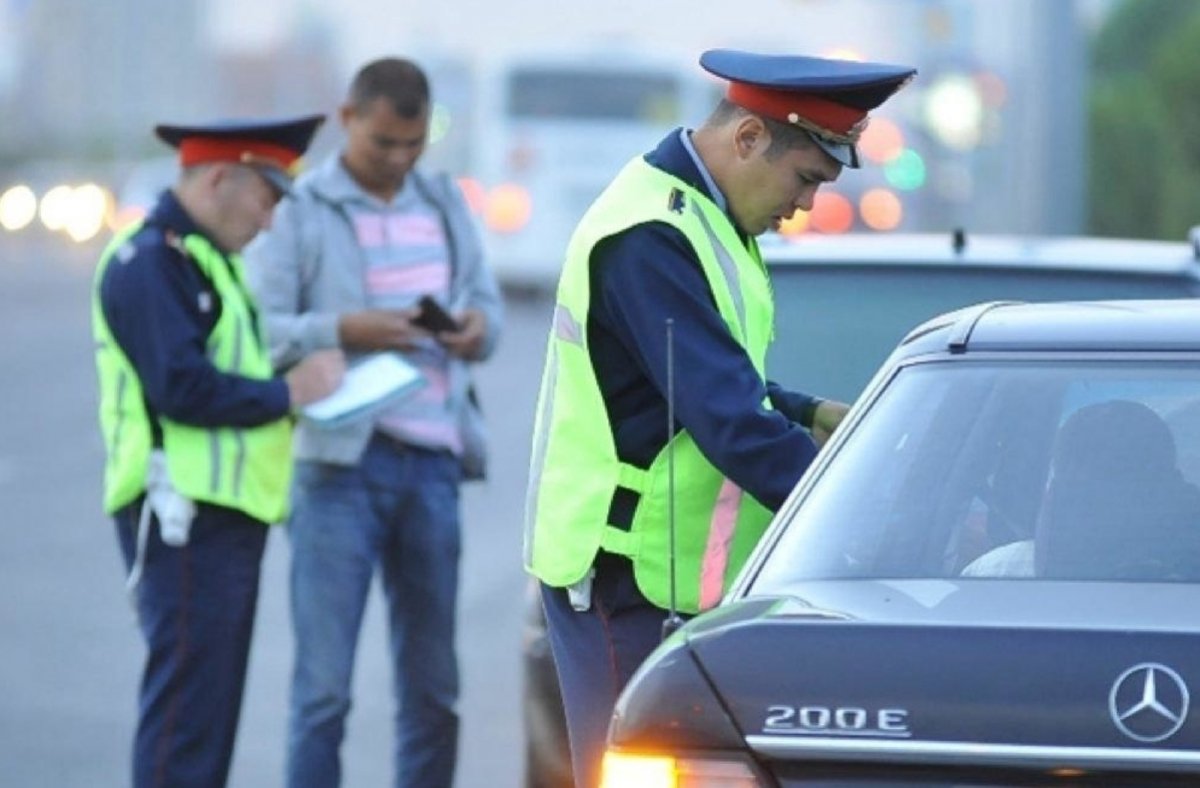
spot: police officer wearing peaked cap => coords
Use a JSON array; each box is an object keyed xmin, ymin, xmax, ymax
[
  {"xmin": 153, "ymin": 114, "xmax": 325, "ymax": 197},
  {"xmin": 524, "ymin": 50, "xmax": 915, "ymax": 788},
  {"xmin": 92, "ymin": 113, "xmax": 346, "ymax": 788},
  {"xmin": 698, "ymin": 48, "xmax": 916, "ymax": 168}
]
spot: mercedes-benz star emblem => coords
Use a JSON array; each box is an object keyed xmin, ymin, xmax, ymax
[{"xmin": 1108, "ymin": 663, "xmax": 1189, "ymax": 743}]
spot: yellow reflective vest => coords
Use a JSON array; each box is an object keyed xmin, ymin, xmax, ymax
[
  {"xmin": 524, "ymin": 157, "xmax": 776, "ymax": 614},
  {"xmin": 92, "ymin": 223, "xmax": 293, "ymax": 524}
]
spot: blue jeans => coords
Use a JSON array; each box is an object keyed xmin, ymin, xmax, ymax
[
  {"xmin": 286, "ymin": 434, "xmax": 462, "ymax": 788},
  {"xmin": 115, "ymin": 500, "xmax": 268, "ymax": 788}
]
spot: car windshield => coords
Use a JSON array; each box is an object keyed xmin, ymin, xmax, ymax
[{"xmin": 752, "ymin": 358, "xmax": 1200, "ymax": 588}]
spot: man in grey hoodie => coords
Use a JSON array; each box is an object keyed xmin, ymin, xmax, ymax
[{"xmin": 245, "ymin": 57, "xmax": 503, "ymax": 788}]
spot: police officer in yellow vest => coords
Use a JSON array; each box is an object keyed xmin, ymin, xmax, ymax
[
  {"xmin": 92, "ymin": 115, "xmax": 345, "ymax": 788},
  {"xmin": 524, "ymin": 50, "xmax": 916, "ymax": 787}
]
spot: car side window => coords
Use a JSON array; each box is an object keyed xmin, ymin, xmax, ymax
[
  {"xmin": 755, "ymin": 362, "xmax": 1200, "ymax": 588},
  {"xmin": 1031, "ymin": 391, "xmax": 1200, "ymax": 581}
]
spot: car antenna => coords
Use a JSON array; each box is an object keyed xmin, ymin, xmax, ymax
[
  {"xmin": 952, "ymin": 227, "xmax": 968, "ymax": 256},
  {"xmin": 662, "ymin": 317, "xmax": 685, "ymax": 641}
]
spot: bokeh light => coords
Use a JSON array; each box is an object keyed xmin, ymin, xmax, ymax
[
  {"xmin": 776, "ymin": 208, "xmax": 810, "ymax": 237},
  {"xmin": 975, "ymin": 71, "xmax": 1008, "ymax": 108},
  {"xmin": 64, "ymin": 183, "xmax": 111, "ymax": 243},
  {"xmin": 0, "ymin": 185, "xmax": 38, "ymax": 232},
  {"xmin": 39, "ymin": 185, "xmax": 75, "ymax": 232},
  {"xmin": 859, "ymin": 117, "xmax": 905, "ymax": 164},
  {"xmin": 859, "ymin": 188, "xmax": 903, "ymax": 231},
  {"xmin": 485, "ymin": 183, "xmax": 532, "ymax": 234},
  {"xmin": 456, "ymin": 176, "xmax": 487, "ymax": 215},
  {"xmin": 809, "ymin": 192, "xmax": 854, "ymax": 234},
  {"xmin": 884, "ymin": 149, "xmax": 927, "ymax": 191},
  {"xmin": 923, "ymin": 73, "xmax": 985, "ymax": 150},
  {"xmin": 429, "ymin": 102, "xmax": 452, "ymax": 145},
  {"xmin": 821, "ymin": 47, "xmax": 865, "ymax": 62}
]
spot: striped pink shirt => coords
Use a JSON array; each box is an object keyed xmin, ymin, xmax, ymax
[{"xmin": 352, "ymin": 181, "xmax": 461, "ymax": 454}]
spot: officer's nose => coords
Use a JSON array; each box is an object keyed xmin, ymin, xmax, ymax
[{"xmin": 793, "ymin": 184, "xmax": 820, "ymax": 213}]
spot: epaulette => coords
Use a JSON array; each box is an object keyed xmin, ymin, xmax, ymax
[
  {"xmin": 667, "ymin": 187, "xmax": 686, "ymax": 215},
  {"xmin": 115, "ymin": 242, "xmax": 137, "ymax": 265},
  {"xmin": 163, "ymin": 229, "xmax": 193, "ymax": 261},
  {"xmin": 114, "ymin": 223, "xmax": 162, "ymax": 265}
]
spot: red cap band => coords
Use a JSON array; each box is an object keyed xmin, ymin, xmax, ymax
[
  {"xmin": 177, "ymin": 137, "xmax": 300, "ymax": 173},
  {"xmin": 727, "ymin": 82, "xmax": 867, "ymax": 140}
]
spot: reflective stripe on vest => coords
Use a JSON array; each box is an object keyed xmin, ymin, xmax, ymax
[
  {"xmin": 92, "ymin": 223, "xmax": 293, "ymax": 523},
  {"xmin": 524, "ymin": 157, "xmax": 776, "ymax": 613}
]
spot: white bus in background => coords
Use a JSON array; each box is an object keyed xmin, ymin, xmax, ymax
[{"xmin": 459, "ymin": 51, "xmax": 720, "ymax": 289}]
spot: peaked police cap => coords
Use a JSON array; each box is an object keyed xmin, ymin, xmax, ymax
[
  {"xmin": 154, "ymin": 113, "xmax": 325, "ymax": 196},
  {"xmin": 699, "ymin": 49, "xmax": 916, "ymax": 168}
]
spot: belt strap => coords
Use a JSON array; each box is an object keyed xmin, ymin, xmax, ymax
[
  {"xmin": 599, "ymin": 525, "xmax": 641, "ymax": 558},
  {"xmin": 617, "ymin": 463, "xmax": 647, "ymax": 493}
]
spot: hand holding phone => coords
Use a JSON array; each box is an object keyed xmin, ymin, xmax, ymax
[{"xmin": 413, "ymin": 295, "xmax": 461, "ymax": 333}]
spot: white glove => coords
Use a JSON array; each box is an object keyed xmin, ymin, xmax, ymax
[{"xmin": 145, "ymin": 450, "xmax": 196, "ymax": 546}]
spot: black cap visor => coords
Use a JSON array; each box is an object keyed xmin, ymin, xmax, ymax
[
  {"xmin": 250, "ymin": 165, "xmax": 294, "ymax": 198},
  {"xmin": 808, "ymin": 131, "xmax": 860, "ymax": 169}
]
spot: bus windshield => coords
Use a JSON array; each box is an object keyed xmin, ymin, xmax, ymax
[{"xmin": 506, "ymin": 68, "xmax": 682, "ymax": 123}]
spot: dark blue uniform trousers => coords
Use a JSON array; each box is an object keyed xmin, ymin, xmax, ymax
[
  {"xmin": 540, "ymin": 554, "xmax": 671, "ymax": 788},
  {"xmin": 115, "ymin": 499, "xmax": 268, "ymax": 788}
]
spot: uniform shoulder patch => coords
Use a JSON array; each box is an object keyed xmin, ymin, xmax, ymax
[
  {"xmin": 667, "ymin": 188, "xmax": 686, "ymax": 214},
  {"xmin": 163, "ymin": 230, "xmax": 192, "ymax": 261}
]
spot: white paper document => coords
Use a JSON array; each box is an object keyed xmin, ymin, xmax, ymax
[{"xmin": 302, "ymin": 352, "xmax": 425, "ymax": 428}]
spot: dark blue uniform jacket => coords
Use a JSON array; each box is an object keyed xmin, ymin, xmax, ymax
[
  {"xmin": 589, "ymin": 129, "xmax": 819, "ymax": 516},
  {"xmin": 98, "ymin": 190, "xmax": 290, "ymax": 445}
]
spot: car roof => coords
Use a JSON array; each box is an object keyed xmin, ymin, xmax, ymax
[
  {"xmin": 899, "ymin": 299, "xmax": 1200, "ymax": 357},
  {"xmin": 762, "ymin": 231, "xmax": 1200, "ymax": 279}
]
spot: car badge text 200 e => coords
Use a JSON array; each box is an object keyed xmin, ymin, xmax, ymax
[{"xmin": 764, "ymin": 704, "xmax": 911, "ymax": 738}]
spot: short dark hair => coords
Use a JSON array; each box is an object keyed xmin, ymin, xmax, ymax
[
  {"xmin": 704, "ymin": 99, "xmax": 815, "ymax": 160},
  {"xmin": 347, "ymin": 58, "xmax": 430, "ymax": 119}
]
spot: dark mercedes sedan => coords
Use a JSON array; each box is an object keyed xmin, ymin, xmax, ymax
[{"xmin": 600, "ymin": 300, "xmax": 1200, "ymax": 787}]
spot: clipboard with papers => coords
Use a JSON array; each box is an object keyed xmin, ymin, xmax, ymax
[{"xmin": 301, "ymin": 352, "xmax": 425, "ymax": 428}]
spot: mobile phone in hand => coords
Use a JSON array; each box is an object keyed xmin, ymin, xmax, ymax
[{"xmin": 413, "ymin": 295, "xmax": 460, "ymax": 333}]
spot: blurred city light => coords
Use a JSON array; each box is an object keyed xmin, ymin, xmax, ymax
[
  {"xmin": 429, "ymin": 102, "xmax": 452, "ymax": 145},
  {"xmin": 821, "ymin": 47, "xmax": 865, "ymax": 62},
  {"xmin": 0, "ymin": 184, "xmax": 37, "ymax": 232},
  {"xmin": 64, "ymin": 183, "xmax": 111, "ymax": 243},
  {"xmin": 39, "ymin": 185, "xmax": 75, "ymax": 232},
  {"xmin": 809, "ymin": 191, "xmax": 853, "ymax": 234},
  {"xmin": 456, "ymin": 176, "xmax": 487, "ymax": 215},
  {"xmin": 975, "ymin": 71, "xmax": 1008, "ymax": 108},
  {"xmin": 923, "ymin": 72, "xmax": 984, "ymax": 150},
  {"xmin": 859, "ymin": 117, "xmax": 905, "ymax": 165},
  {"xmin": 776, "ymin": 208, "xmax": 810, "ymax": 237},
  {"xmin": 37, "ymin": 183, "xmax": 112, "ymax": 242},
  {"xmin": 109, "ymin": 204, "xmax": 148, "ymax": 233},
  {"xmin": 884, "ymin": 149, "xmax": 927, "ymax": 191},
  {"xmin": 484, "ymin": 183, "xmax": 532, "ymax": 234},
  {"xmin": 922, "ymin": 5, "xmax": 954, "ymax": 42},
  {"xmin": 859, "ymin": 188, "xmax": 903, "ymax": 231}
]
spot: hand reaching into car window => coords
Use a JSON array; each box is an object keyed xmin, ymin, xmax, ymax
[{"xmin": 811, "ymin": 399, "xmax": 850, "ymax": 447}]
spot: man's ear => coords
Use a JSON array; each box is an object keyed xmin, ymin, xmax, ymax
[
  {"xmin": 205, "ymin": 162, "xmax": 232, "ymax": 190},
  {"xmin": 733, "ymin": 115, "xmax": 767, "ymax": 160}
]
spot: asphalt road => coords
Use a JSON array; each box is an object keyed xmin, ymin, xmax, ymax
[{"xmin": 0, "ymin": 234, "xmax": 554, "ymax": 787}]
